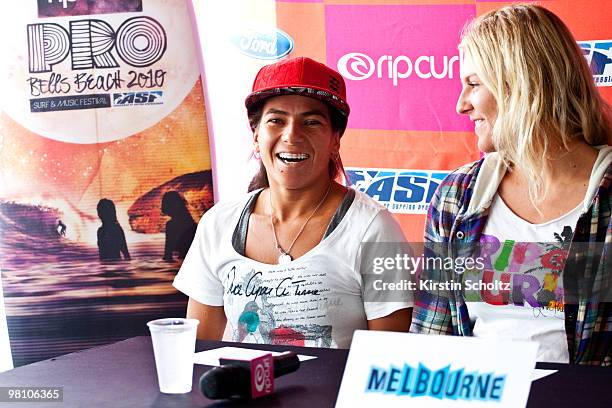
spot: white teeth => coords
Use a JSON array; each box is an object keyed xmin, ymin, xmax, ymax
[{"xmin": 277, "ymin": 152, "xmax": 310, "ymax": 162}]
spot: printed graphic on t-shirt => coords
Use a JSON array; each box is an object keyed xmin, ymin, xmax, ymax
[
  {"xmin": 223, "ymin": 264, "xmax": 333, "ymax": 347},
  {"xmin": 465, "ymin": 227, "xmax": 572, "ymax": 317}
]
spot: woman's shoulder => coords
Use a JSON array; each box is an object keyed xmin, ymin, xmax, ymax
[
  {"xmin": 440, "ymin": 156, "xmax": 489, "ymax": 190},
  {"xmin": 340, "ymin": 189, "xmax": 406, "ymax": 242},
  {"xmin": 198, "ymin": 191, "xmax": 259, "ymax": 227},
  {"xmin": 426, "ymin": 155, "xmax": 501, "ymax": 225},
  {"xmin": 346, "ymin": 188, "xmax": 401, "ymax": 226},
  {"xmin": 434, "ymin": 155, "xmax": 499, "ymax": 205},
  {"xmin": 350, "ymin": 188, "xmax": 387, "ymax": 213},
  {"xmin": 593, "ymin": 146, "xmax": 612, "ymax": 191}
]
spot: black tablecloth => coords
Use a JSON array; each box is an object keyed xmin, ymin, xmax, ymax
[{"xmin": 0, "ymin": 336, "xmax": 609, "ymax": 407}]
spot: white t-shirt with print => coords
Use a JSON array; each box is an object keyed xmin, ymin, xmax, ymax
[
  {"xmin": 173, "ymin": 189, "xmax": 412, "ymax": 348},
  {"xmin": 466, "ymin": 194, "xmax": 581, "ymax": 363}
]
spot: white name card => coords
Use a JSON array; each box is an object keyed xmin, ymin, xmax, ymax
[{"xmin": 336, "ymin": 331, "xmax": 538, "ymax": 408}]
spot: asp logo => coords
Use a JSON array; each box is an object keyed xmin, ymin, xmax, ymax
[
  {"xmin": 578, "ymin": 40, "xmax": 612, "ymax": 87},
  {"xmin": 231, "ymin": 27, "xmax": 294, "ymax": 60},
  {"xmin": 347, "ymin": 168, "xmax": 448, "ymax": 214},
  {"xmin": 112, "ymin": 91, "xmax": 163, "ymax": 107},
  {"xmin": 337, "ymin": 53, "xmax": 459, "ymax": 86}
]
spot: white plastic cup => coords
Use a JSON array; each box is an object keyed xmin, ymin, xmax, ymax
[{"xmin": 147, "ymin": 318, "xmax": 199, "ymax": 393}]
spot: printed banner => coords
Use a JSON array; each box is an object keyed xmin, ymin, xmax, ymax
[
  {"xmin": 346, "ymin": 168, "xmax": 449, "ymax": 215},
  {"xmin": 190, "ymin": 0, "xmax": 280, "ymax": 200},
  {"xmin": 325, "ymin": 4, "xmax": 474, "ymax": 132},
  {"xmin": 195, "ymin": 0, "xmax": 612, "ymax": 242},
  {"xmin": 579, "ymin": 40, "xmax": 612, "ymax": 87},
  {"xmin": 0, "ymin": 0, "xmax": 212, "ymax": 366}
]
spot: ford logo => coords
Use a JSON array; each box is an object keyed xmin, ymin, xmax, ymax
[{"xmin": 231, "ymin": 28, "xmax": 294, "ymax": 60}]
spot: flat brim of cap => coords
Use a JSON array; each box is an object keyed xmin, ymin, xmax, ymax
[{"xmin": 245, "ymin": 86, "xmax": 350, "ymax": 117}]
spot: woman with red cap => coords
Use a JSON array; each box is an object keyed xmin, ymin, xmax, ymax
[{"xmin": 174, "ymin": 57, "xmax": 413, "ymax": 348}]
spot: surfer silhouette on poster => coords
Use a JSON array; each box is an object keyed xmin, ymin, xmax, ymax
[
  {"xmin": 56, "ymin": 220, "xmax": 66, "ymax": 237},
  {"xmin": 96, "ymin": 198, "xmax": 131, "ymax": 261},
  {"xmin": 161, "ymin": 191, "xmax": 196, "ymax": 261}
]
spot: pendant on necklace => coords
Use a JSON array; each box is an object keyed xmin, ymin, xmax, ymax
[{"xmin": 278, "ymin": 253, "xmax": 292, "ymax": 264}]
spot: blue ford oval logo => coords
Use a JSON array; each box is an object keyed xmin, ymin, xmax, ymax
[{"xmin": 231, "ymin": 28, "xmax": 294, "ymax": 60}]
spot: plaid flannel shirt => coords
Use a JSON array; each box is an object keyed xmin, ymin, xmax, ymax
[{"xmin": 410, "ymin": 151, "xmax": 612, "ymax": 366}]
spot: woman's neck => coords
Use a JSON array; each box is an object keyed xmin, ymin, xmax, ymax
[
  {"xmin": 506, "ymin": 141, "xmax": 596, "ymax": 182},
  {"xmin": 267, "ymin": 180, "xmax": 338, "ymax": 221},
  {"xmin": 539, "ymin": 141, "xmax": 598, "ymax": 185},
  {"xmin": 502, "ymin": 141, "xmax": 597, "ymax": 205},
  {"xmin": 498, "ymin": 141, "xmax": 598, "ymax": 223}
]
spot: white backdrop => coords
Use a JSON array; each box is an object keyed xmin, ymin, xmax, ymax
[{"xmin": 190, "ymin": 0, "xmax": 279, "ymax": 201}]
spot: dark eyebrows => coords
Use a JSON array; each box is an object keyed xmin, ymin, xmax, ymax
[
  {"xmin": 262, "ymin": 108, "xmax": 329, "ymax": 119},
  {"xmin": 263, "ymin": 108, "xmax": 288, "ymax": 116},
  {"xmin": 301, "ymin": 109, "xmax": 328, "ymax": 119}
]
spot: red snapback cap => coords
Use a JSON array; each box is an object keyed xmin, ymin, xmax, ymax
[{"xmin": 245, "ymin": 57, "xmax": 350, "ymax": 127}]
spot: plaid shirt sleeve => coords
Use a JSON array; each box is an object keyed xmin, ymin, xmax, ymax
[
  {"xmin": 410, "ymin": 182, "xmax": 454, "ymax": 334},
  {"xmin": 410, "ymin": 161, "xmax": 482, "ymax": 335},
  {"xmin": 571, "ymin": 164, "xmax": 612, "ymax": 366}
]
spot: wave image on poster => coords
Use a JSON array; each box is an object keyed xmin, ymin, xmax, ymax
[{"xmin": 0, "ymin": 0, "xmax": 212, "ymax": 366}]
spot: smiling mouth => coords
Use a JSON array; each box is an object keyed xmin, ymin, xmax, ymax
[{"xmin": 276, "ymin": 152, "xmax": 310, "ymax": 164}]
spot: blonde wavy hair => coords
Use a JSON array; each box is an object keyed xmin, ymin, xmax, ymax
[{"xmin": 460, "ymin": 4, "xmax": 611, "ymax": 203}]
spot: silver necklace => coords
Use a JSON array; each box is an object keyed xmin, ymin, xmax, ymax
[{"xmin": 269, "ymin": 183, "xmax": 332, "ymax": 264}]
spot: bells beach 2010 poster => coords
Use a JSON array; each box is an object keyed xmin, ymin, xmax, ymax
[{"xmin": 0, "ymin": 0, "xmax": 213, "ymax": 366}]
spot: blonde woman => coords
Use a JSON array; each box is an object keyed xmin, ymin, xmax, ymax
[{"xmin": 411, "ymin": 4, "xmax": 611, "ymax": 366}]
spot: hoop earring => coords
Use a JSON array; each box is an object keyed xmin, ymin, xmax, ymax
[
  {"xmin": 332, "ymin": 151, "xmax": 340, "ymax": 164},
  {"xmin": 253, "ymin": 150, "xmax": 261, "ymax": 160}
]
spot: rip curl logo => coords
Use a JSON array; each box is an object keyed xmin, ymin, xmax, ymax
[
  {"xmin": 347, "ymin": 168, "xmax": 448, "ymax": 214},
  {"xmin": 366, "ymin": 363, "xmax": 506, "ymax": 402},
  {"xmin": 337, "ymin": 52, "xmax": 459, "ymax": 86},
  {"xmin": 578, "ymin": 40, "xmax": 612, "ymax": 87},
  {"xmin": 337, "ymin": 53, "xmax": 376, "ymax": 81}
]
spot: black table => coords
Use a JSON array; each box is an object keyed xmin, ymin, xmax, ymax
[{"xmin": 0, "ymin": 336, "xmax": 609, "ymax": 407}]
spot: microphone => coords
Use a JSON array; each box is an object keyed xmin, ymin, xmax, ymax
[{"xmin": 199, "ymin": 351, "xmax": 300, "ymax": 399}]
